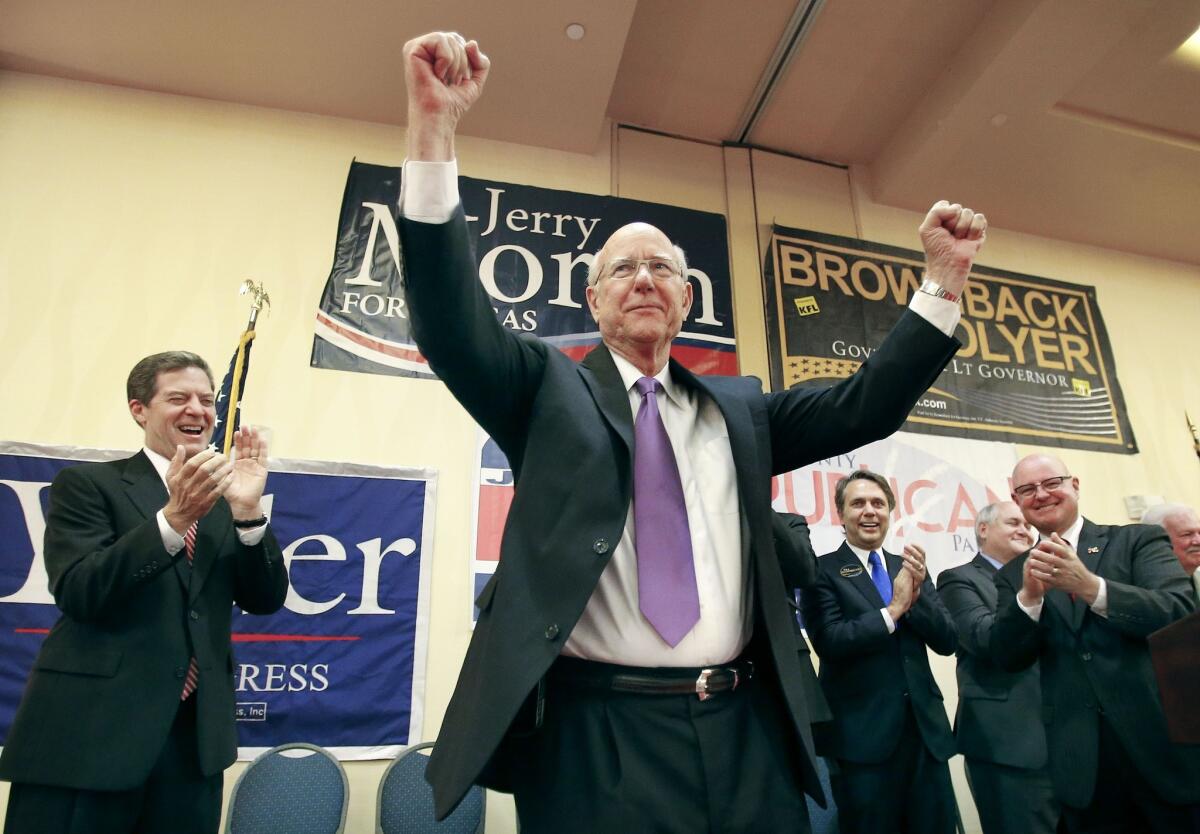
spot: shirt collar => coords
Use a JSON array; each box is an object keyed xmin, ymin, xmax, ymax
[
  {"xmin": 1039, "ymin": 514, "xmax": 1084, "ymax": 550},
  {"xmin": 978, "ymin": 551, "xmax": 1004, "ymax": 571},
  {"xmin": 609, "ymin": 350, "xmax": 684, "ymax": 408},
  {"xmin": 845, "ymin": 542, "xmax": 882, "ymax": 570}
]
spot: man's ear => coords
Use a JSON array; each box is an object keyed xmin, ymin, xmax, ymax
[
  {"xmin": 129, "ymin": 399, "xmax": 146, "ymax": 428},
  {"xmin": 585, "ymin": 284, "xmax": 600, "ymax": 319}
]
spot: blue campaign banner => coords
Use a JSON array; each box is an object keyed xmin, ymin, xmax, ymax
[
  {"xmin": 311, "ymin": 162, "xmax": 738, "ymax": 379},
  {"xmin": 0, "ymin": 442, "xmax": 436, "ymax": 760}
]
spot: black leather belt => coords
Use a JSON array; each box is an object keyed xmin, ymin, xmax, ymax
[{"xmin": 551, "ymin": 656, "xmax": 754, "ymax": 702}]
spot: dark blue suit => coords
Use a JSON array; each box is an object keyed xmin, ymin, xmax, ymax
[{"xmin": 802, "ymin": 543, "xmax": 959, "ymax": 834}]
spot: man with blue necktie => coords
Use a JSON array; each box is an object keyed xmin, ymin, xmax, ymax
[{"xmin": 802, "ymin": 469, "xmax": 959, "ymax": 834}]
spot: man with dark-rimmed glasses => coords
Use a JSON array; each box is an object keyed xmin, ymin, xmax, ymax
[{"xmin": 992, "ymin": 453, "xmax": 1199, "ymax": 833}]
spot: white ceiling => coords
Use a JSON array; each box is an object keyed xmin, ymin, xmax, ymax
[{"xmin": 4, "ymin": 0, "xmax": 1200, "ymax": 265}]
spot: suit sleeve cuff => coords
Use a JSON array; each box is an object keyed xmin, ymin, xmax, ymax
[
  {"xmin": 909, "ymin": 290, "xmax": 961, "ymax": 337},
  {"xmin": 399, "ymin": 159, "xmax": 460, "ymax": 223}
]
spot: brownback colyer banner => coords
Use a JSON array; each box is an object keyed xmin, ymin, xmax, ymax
[{"xmin": 763, "ymin": 225, "xmax": 1136, "ymax": 454}]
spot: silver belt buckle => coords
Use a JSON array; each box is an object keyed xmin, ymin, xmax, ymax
[{"xmin": 695, "ymin": 668, "xmax": 715, "ymax": 701}]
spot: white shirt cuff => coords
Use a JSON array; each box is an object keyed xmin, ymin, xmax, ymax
[
  {"xmin": 1090, "ymin": 577, "xmax": 1108, "ymax": 617},
  {"xmin": 236, "ymin": 523, "xmax": 268, "ymax": 546},
  {"xmin": 1017, "ymin": 593, "xmax": 1043, "ymax": 621},
  {"xmin": 880, "ymin": 608, "xmax": 897, "ymax": 634},
  {"xmin": 399, "ymin": 159, "xmax": 460, "ymax": 224},
  {"xmin": 157, "ymin": 510, "xmax": 185, "ymax": 555},
  {"xmin": 909, "ymin": 289, "xmax": 960, "ymax": 337}
]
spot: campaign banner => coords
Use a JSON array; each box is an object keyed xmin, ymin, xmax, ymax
[
  {"xmin": 763, "ymin": 226, "xmax": 1137, "ymax": 454},
  {"xmin": 0, "ymin": 441, "xmax": 436, "ymax": 760},
  {"xmin": 771, "ymin": 432, "xmax": 1019, "ymax": 582},
  {"xmin": 312, "ymin": 161, "xmax": 737, "ymax": 378}
]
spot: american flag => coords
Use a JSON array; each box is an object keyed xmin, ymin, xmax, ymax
[{"xmin": 211, "ymin": 328, "xmax": 255, "ymax": 455}]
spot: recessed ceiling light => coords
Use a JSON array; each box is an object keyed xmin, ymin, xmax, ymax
[
  {"xmin": 1172, "ymin": 23, "xmax": 1200, "ymax": 66},
  {"xmin": 566, "ymin": 23, "xmax": 586, "ymax": 41}
]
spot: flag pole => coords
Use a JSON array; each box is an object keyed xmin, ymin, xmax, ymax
[{"xmin": 220, "ymin": 281, "xmax": 270, "ymax": 454}]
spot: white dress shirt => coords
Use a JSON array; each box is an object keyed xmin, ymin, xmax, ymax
[
  {"xmin": 845, "ymin": 543, "xmax": 899, "ymax": 633},
  {"xmin": 398, "ymin": 158, "xmax": 962, "ymax": 667}
]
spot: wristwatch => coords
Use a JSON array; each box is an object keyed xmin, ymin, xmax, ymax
[
  {"xmin": 919, "ymin": 277, "xmax": 959, "ymax": 303},
  {"xmin": 233, "ymin": 515, "xmax": 269, "ymax": 529}
]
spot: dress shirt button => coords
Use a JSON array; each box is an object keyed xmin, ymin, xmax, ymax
[
  {"xmin": 190, "ymin": 610, "xmax": 200, "ymax": 621},
  {"xmin": 592, "ymin": 538, "xmax": 609, "ymax": 555},
  {"xmin": 544, "ymin": 624, "xmax": 560, "ymax": 640},
  {"xmin": 174, "ymin": 667, "xmax": 186, "ymax": 679}
]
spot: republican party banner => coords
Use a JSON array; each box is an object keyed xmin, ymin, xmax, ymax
[
  {"xmin": 470, "ymin": 429, "xmax": 1017, "ymax": 620},
  {"xmin": 0, "ymin": 441, "xmax": 436, "ymax": 760},
  {"xmin": 311, "ymin": 161, "xmax": 737, "ymax": 378},
  {"xmin": 764, "ymin": 226, "xmax": 1136, "ymax": 454},
  {"xmin": 771, "ymin": 432, "xmax": 1019, "ymax": 583}
]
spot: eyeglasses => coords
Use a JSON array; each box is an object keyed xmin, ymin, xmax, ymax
[
  {"xmin": 1013, "ymin": 475, "xmax": 1072, "ymax": 499},
  {"xmin": 603, "ymin": 257, "xmax": 681, "ymax": 282}
]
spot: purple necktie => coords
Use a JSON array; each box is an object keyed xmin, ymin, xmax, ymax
[{"xmin": 633, "ymin": 377, "xmax": 700, "ymax": 646}]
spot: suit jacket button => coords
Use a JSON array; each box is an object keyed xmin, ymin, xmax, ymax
[
  {"xmin": 593, "ymin": 538, "xmax": 609, "ymax": 555},
  {"xmin": 175, "ymin": 667, "xmax": 186, "ymax": 679},
  {"xmin": 1080, "ymin": 652, "xmax": 1092, "ymax": 661},
  {"xmin": 545, "ymin": 624, "xmax": 560, "ymax": 640},
  {"xmin": 190, "ymin": 610, "xmax": 200, "ymax": 621}
]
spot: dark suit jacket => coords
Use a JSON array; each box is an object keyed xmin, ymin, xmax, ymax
[
  {"xmin": 0, "ymin": 452, "xmax": 287, "ymax": 791},
  {"xmin": 936, "ymin": 554, "xmax": 1047, "ymax": 769},
  {"xmin": 773, "ymin": 512, "xmax": 832, "ymax": 727},
  {"xmin": 992, "ymin": 519, "xmax": 1200, "ymax": 807},
  {"xmin": 802, "ymin": 543, "xmax": 958, "ymax": 764},
  {"xmin": 399, "ymin": 209, "xmax": 959, "ymax": 818}
]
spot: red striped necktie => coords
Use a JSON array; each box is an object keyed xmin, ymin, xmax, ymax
[{"xmin": 181, "ymin": 522, "xmax": 199, "ymax": 700}]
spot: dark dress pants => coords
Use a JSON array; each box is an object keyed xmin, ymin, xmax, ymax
[
  {"xmin": 830, "ymin": 706, "xmax": 958, "ymax": 834},
  {"xmin": 3, "ymin": 695, "xmax": 222, "ymax": 834},
  {"xmin": 965, "ymin": 756, "xmax": 1060, "ymax": 834},
  {"xmin": 1061, "ymin": 719, "xmax": 1197, "ymax": 834},
  {"xmin": 509, "ymin": 658, "xmax": 812, "ymax": 834}
]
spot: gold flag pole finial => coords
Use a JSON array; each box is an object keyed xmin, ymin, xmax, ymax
[{"xmin": 239, "ymin": 279, "xmax": 270, "ymax": 329}]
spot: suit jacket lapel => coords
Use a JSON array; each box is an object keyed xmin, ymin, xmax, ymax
[
  {"xmin": 970, "ymin": 554, "xmax": 999, "ymax": 606},
  {"xmin": 120, "ymin": 452, "xmax": 191, "ymax": 593},
  {"xmin": 579, "ymin": 344, "xmax": 634, "ymax": 454},
  {"xmin": 1069, "ymin": 518, "xmax": 1108, "ymax": 631},
  {"xmin": 121, "ymin": 451, "xmax": 168, "ymax": 520},
  {"xmin": 188, "ymin": 511, "xmax": 229, "ymax": 602}
]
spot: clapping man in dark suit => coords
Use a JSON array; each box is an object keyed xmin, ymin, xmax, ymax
[
  {"xmin": 992, "ymin": 454, "xmax": 1199, "ymax": 833},
  {"xmin": 0, "ymin": 351, "xmax": 288, "ymax": 834},
  {"xmin": 399, "ymin": 31, "xmax": 987, "ymax": 833},
  {"xmin": 801, "ymin": 470, "xmax": 959, "ymax": 834},
  {"xmin": 937, "ymin": 500, "xmax": 1059, "ymax": 834}
]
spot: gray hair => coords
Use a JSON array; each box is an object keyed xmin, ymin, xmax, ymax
[
  {"xmin": 586, "ymin": 243, "xmax": 690, "ymax": 288},
  {"xmin": 1140, "ymin": 503, "xmax": 1194, "ymax": 527},
  {"xmin": 126, "ymin": 351, "xmax": 213, "ymax": 405},
  {"xmin": 974, "ymin": 502, "xmax": 1005, "ymax": 542}
]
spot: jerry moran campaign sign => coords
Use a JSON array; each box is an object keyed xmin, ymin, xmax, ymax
[
  {"xmin": 311, "ymin": 161, "xmax": 737, "ymax": 377},
  {"xmin": 0, "ymin": 442, "xmax": 436, "ymax": 760},
  {"xmin": 764, "ymin": 226, "xmax": 1136, "ymax": 454}
]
